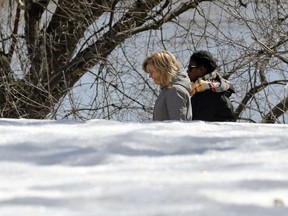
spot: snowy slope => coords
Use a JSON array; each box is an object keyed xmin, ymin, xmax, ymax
[{"xmin": 0, "ymin": 118, "xmax": 288, "ymax": 216}]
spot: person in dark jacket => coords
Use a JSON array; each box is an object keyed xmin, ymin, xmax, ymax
[
  {"xmin": 187, "ymin": 50, "xmax": 236, "ymax": 122},
  {"xmin": 143, "ymin": 50, "xmax": 192, "ymax": 121}
]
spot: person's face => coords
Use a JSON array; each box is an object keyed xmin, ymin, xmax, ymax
[
  {"xmin": 146, "ymin": 64, "xmax": 161, "ymax": 85},
  {"xmin": 187, "ymin": 61, "xmax": 206, "ymax": 82}
]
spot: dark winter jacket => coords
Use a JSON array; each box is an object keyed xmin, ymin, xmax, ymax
[
  {"xmin": 191, "ymin": 71, "xmax": 235, "ymax": 122},
  {"xmin": 153, "ymin": 70, "xmax": 192, "ymax": 121}
]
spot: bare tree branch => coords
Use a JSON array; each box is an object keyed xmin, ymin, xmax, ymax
[
  {"xmin": 235, "ymin": 80, "xmax": 288, "ymax": 119},
  {"xmin": 0, "ymin": 0, "xmax": 287, "ymax": 122},
  {"xmin": 261, "ymin": 97, "xmax": 288, "ymax": 123}
]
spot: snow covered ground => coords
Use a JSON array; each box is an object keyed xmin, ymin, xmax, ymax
[{"xmin": 0, "ymin": 118, "xmax": 287, "ymax": 216}]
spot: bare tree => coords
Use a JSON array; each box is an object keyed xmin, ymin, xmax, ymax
[
  {"xmin": 0, "ymin": 0, "xmax": 287, "ymax": 123},
  {"xmin": 220, "ymin": 1, "xmax": 288, "ymax": 123}
]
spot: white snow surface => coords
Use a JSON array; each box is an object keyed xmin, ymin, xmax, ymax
[{"xmin": 0, "ymin": 118, "xmax": 288, "ymax": 216}]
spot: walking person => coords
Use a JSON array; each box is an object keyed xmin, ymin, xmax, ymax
[
  {"xmin": 143, "ymin": 50, "xmax": 192, "ymax": 121},
  {"xmin": 187, "ymin": 50, "xmax": 236, "ymax": 122}
]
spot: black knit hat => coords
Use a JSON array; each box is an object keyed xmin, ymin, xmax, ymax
[{"xmin": 189, "ymin": 50, "xmax": 218, "ymax": 74}]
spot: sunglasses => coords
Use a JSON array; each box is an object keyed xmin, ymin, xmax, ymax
[{"xmin": 188, "ymin": 65, "xmax": 197, "ymax": 71}]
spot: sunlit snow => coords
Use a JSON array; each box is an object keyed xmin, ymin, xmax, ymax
[{"xmin": 0, "ymin": 118, "xmax": 287, "ymax": 216}]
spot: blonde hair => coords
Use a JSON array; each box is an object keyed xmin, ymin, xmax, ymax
[{"xmin": 142, "ymin": 50, "xmax": 181, "ymax": 87}]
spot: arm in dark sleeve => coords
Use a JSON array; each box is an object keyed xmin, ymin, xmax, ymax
[{"xmin": 192, "ymin": 91, "xmax": 218, "ymax": 121}]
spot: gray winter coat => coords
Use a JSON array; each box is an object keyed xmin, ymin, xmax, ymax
[{"xmin": 153, "ymin": 70, "xmax": 192, "ymax": 121}]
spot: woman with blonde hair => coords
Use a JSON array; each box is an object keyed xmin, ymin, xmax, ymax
[{"xmin": 143, "ymin": 50, "xmax": 192, "ymax": 121}]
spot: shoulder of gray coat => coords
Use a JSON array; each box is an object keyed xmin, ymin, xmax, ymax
[{"xmin": 172, "ymin": 84, "xmax": 191, "ymax": 96}]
